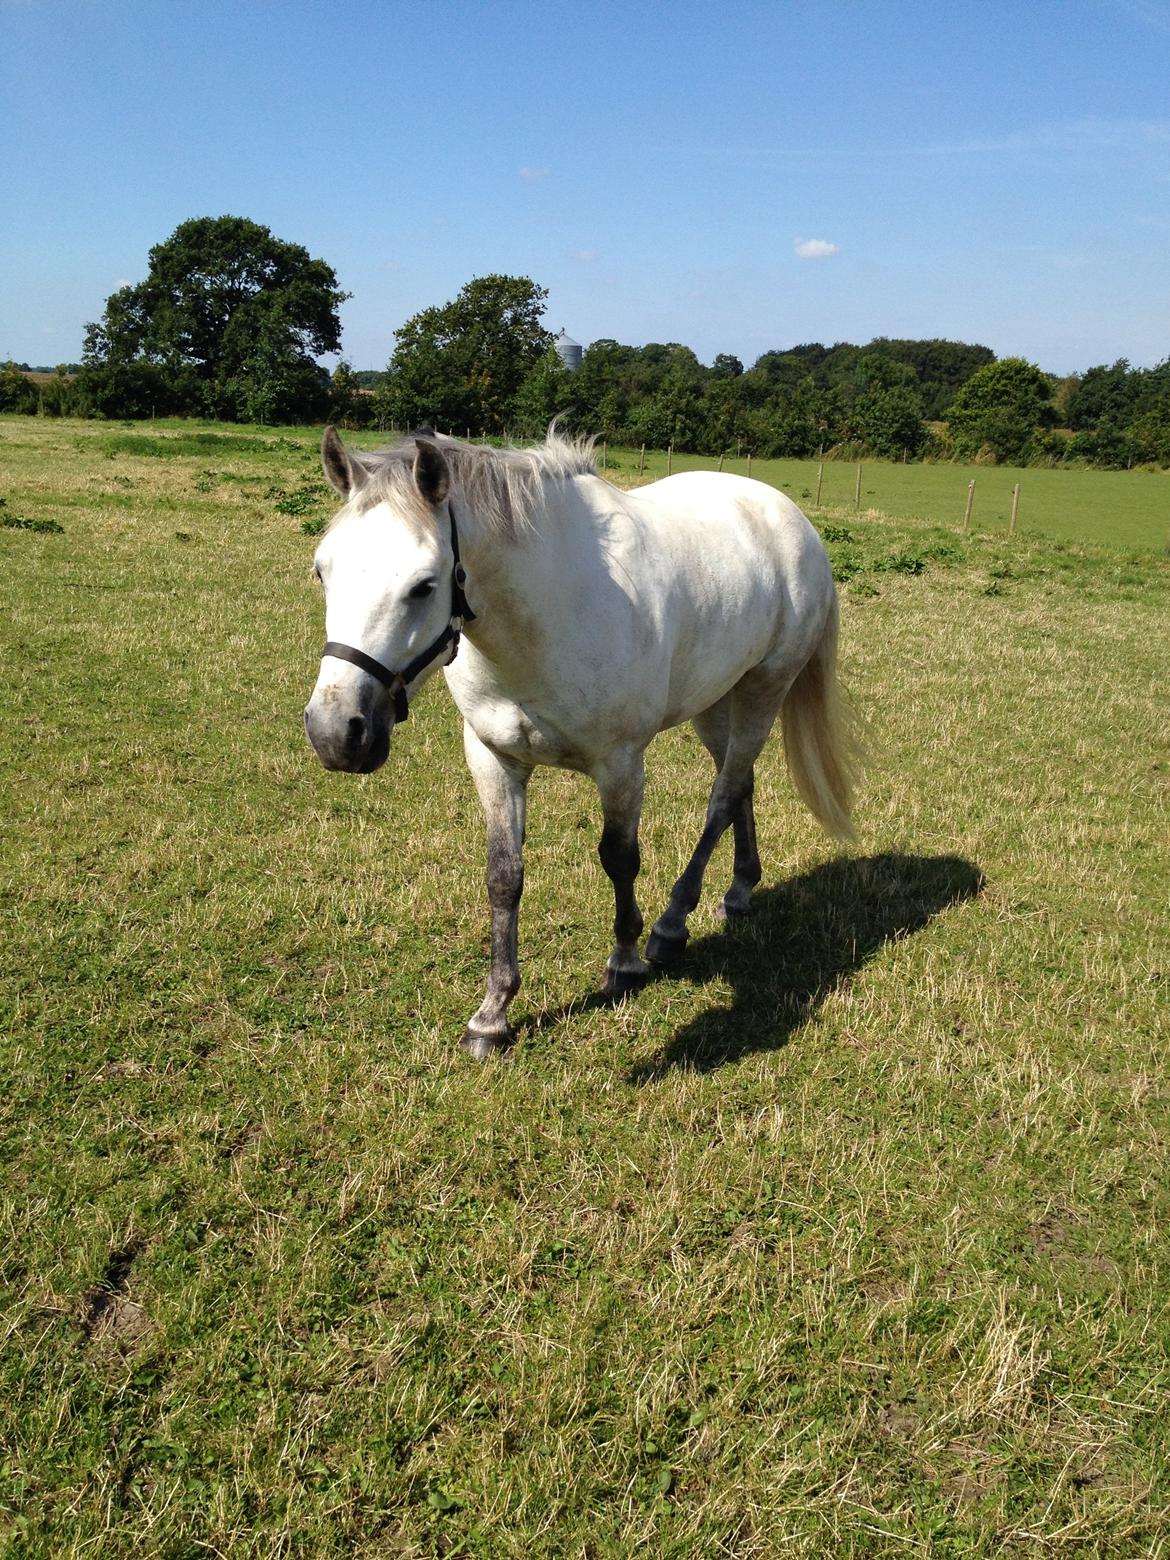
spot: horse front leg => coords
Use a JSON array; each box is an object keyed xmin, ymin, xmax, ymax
[
  {"xmin": 462, "ymin": 722, "xmax": 530, "ymax": 1059},
  {"xmin": 594, "ymin": 750, "xmax": 649, "ymax": 1001}
]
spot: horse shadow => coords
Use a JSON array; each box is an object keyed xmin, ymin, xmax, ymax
[
  {"xmin": 522, "ymin": 852, "xmax": 982, "ymax": 1079},
  {"xmin": 620, "ymin": 852, "xmax": 984, "ymax": 1080}
]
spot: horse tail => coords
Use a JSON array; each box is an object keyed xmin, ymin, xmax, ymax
[{"xmin": 781, "ymin": 590, "xmax": 859, "ymax": 843}]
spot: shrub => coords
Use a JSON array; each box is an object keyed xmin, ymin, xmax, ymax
[
  {"xmin": 945, "ymin": 358, "xmax": 1055, "ymax": 464},
  {"xmin": 273, "ymin": 484, "xmax": 329, "ymax": 516}
]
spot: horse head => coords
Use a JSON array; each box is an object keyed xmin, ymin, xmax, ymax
[{"xmin": 303, "ymin": 427, "xmax": 462, "ymax": 773}]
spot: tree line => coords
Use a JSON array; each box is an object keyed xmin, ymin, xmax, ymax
[{"xmin": 3, "ymin": 216, "xmax": 1168, "ymax": 468}]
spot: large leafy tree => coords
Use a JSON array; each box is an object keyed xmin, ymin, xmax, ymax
[
  {"xmin": 945, "ymin": 357, "xmax": 1056, "ymax": 463},
  {"xmin": 841, "ymin": 354, "xmax": 926, "ymax": 458},
  {"xmin": 78, "ymin": 216, "xmax": 346, "ymax": 422},
  {"xmin": 326, "ymin": 361, "xmax": 373, "ymax": 429},
  {"xmin": 628, "ymin": 347, "xmax": 707, "ymax": 450},
  {"xmin": 512, "ymin": 347, "xmax": 576, "ymax": 438},
  {"xmin": 0, "ymin": 362, "xmax": 39, "ymax": 414},
  {"xmin": 1065, "ymin": 360, "xmax": 1140, "ymax": 432},
  {"xmin": 1129, "ymin": 360, "xmax": 1170, "ymax": 464},
  {"xmin": 860, "ymin": 338, "xmax": 995, "ymax": 419},
  {"xmin": 374, "ymin": 275, "xmax": 553, "ymax": 434}
]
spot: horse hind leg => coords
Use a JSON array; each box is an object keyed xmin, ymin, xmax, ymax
[
  {"xmin": 647, "ymin": 677, "xmax": 783, "ymax": 963},
  {"xmin": 593, "ymin": 749, "xmax": 650, "ymax": 1001},
  {"xmin": 720, "ymin": 778, "xmax": 762, "ymax": 920},
  {"xmin": 692, "ymin": 699, "xmax": 762, "ymax": 923}
]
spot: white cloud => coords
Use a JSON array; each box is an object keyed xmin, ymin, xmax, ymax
[
  {"xmin": 519, "ymin": 166, "xmax": 549, "ymax": 180},
  {"xmin": 794, "ymin": 238, "xmax": 839, "ymax": 260},
  {"xmin": 573, "ymin": 249, "xmax": 597, "ymax": 262}
]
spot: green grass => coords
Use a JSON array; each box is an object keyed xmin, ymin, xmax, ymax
[
  {"xmin": 2, "ymin": 417, "xmax": 1169, "ymax": 1556},
  {"xmin": 598, "ymin": 445, "xmax": 1170, "ymax": 553}
]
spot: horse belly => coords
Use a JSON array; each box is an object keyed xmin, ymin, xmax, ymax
[{"xmin": 659, "ymin": 566, "xmax": 782, "ymax": 726}]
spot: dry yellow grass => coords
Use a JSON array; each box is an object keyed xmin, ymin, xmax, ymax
[{"xmin": 1, "ymin": 418, "xmax": 1168, "ymax": 1556}]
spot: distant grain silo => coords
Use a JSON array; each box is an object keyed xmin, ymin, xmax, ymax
[{"xmin": 554, "ymin": 329, "xmax": 582, "ymax": 371}]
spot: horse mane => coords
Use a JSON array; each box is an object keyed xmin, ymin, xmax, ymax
[{"xmin": 356, "ymin": 428, "xmax": 599, "ymax": 539}]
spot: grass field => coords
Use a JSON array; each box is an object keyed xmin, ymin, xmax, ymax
[
  {"xmin": 2, "ymin": 417, "xmax": 1169, "ymax": 1557},
  {"xmin": 593, "ymin": 446, "xmax": 1170, "ymax": 554}
]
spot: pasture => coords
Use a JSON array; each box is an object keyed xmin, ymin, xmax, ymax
[
  {"xmin": 2, "ymin": 416, "xmax": 1168, "ymax": 1557},
  {"xmin": 600, "ymin": 446, "xmax": 1170, "ymax": 554}
]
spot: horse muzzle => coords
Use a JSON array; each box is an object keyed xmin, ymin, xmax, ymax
[{"xmin": 303, "ymin": 698, "xmax": 392, "ymax": 774}]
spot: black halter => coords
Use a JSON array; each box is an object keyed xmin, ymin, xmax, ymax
[{"xmin": 320, "ymin": 500, "xmax": 476, "ymax": 723}]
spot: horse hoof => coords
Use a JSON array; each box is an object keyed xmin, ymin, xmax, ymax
[
  {"xmin": 461, "ymin": 1024, "xmax": 513, "ymax": 1060},
  {"xmin": 600, "ymin": 965, "xmax": 649, "ymax": 1003},
  {"xmin": 645, "ymin": 926, "xmax": 688, "ymax": 965},
  {"xmin": 716, "ymin": 898, "xmax": 753, "ymax": 923}
]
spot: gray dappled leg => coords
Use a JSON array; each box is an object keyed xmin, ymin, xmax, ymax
[
  {"xmin": 593, "ymin": 751, "xmax": 649, "ymax": 1000},
  {"xmin": 647, "ymin": 678, "xmax": 782, "ymax": 963},
  {"xmin": 462, "ymin": 723, "xmax": 530, "ymax": 1058}
]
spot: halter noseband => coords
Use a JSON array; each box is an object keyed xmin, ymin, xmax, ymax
[{"xmin": 320, "ymin": 500, "xmax": 476, "ymax": 724}]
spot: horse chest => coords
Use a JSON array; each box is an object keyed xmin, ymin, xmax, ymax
[
  {"xmin": 473, "ymin": 697, "xmax": 593, "ymax": 771},
  {"xmin": 445, "ymin": 664, "xmax": 585, "ymax": 767},
  {"xmin": 448, "ymin": 642, "xmax": 634, "ymax": 772}
]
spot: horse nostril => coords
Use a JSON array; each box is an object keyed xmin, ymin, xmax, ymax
[{"xmin": 346, "ymin": 715, "xmax": 367, "ymax": 744}]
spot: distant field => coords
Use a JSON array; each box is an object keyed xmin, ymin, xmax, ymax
[
  {"xmin": 27, "ymin": 414, "xmax": 1167, "ymax": 549},
  {"xmin": 596, "ymin": 445, "xmax": 1170, "ymax": 553},
  {"xmin": 2, "ymin": 416, "xmax": 1169, "ymax": 1557}
]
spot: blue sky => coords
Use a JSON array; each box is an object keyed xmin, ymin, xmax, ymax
[{"xmin": 3, "ymin": 0, "xmax": 1169, "ymax": 375}]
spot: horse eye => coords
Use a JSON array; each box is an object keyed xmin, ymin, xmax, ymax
[{"xmin": 409, "ymin": 579, "xmax": 436, "ymax": 599}]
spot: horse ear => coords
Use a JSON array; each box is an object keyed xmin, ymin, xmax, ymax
[
  {"xmin": 322, "ymin": 425, "xmax": 368, "ymax": 498},
  {"xmin": 413, "ymin": 438, "xmax": 450, "ymax": 506}
]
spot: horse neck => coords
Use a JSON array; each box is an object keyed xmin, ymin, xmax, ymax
[{"xmin": 456, "ymin": 477, "xmax": 579, "ymax": 651}]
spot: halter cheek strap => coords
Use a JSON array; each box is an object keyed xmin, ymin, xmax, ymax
[{"xmin": 320, "ymin": 501, "xmax": 476, "ymax": 724}]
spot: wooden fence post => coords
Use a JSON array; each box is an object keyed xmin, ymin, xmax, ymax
[
  {"xmin": 854, "ymin": 462, "xmax": 862, "ymax": 512},
  {"xmin": 963, "ymin": 479, "xmax": 975, "ymax": 534},
  {"xmin": 667, "ymin": 444, "xmax": 673, "ymax": 476},
  {"xmin": 718, "ymin": 451, "xmax": 725, "ymax": 472},
  {"xmin": 815, "ymin": 461, "xmax": 824, "ymax": 506},
  {"xmin": 1009, "ymin": 482, "xmax": 1020, "ymax": 536},
  {"xmin": 639, "ymin": 443, "xmax": 646, "ymax": 476},
  {"xmin": 747, "ymin": 451, "xmax": 752, "ymax": 479}
]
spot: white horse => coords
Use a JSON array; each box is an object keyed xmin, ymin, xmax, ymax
[{"xmin": 304, "ymin": 429, "xmax": 857, "ymax": 1058}]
